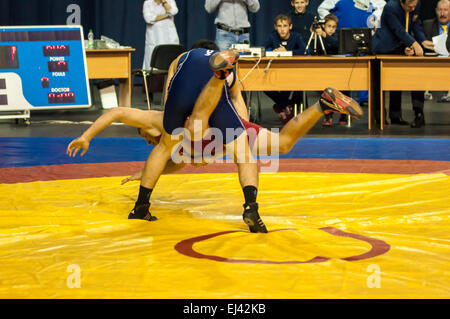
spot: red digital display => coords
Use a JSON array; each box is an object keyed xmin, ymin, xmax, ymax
[
  {"xmin": 48, "ymin": 61, "xmax": 68, "ymax": 72},
  {"xmin": 0, "ymin": 46, "xmax": 19, "ymax": 69},
  {"xmin": 41, "ymin": 77, "xmax": 49, "ymax": 88},
  {"xmin": 48, "ymin": 92, "xmax": 75, "ymax": 104},
  {"xmin": 43, "ymin": 45, "xmax": 70, "ymax": 56}
]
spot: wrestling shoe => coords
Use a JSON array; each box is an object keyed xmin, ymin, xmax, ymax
[
  {"xmin": 243, "ymin": 202, "xmax": 268, "ymax": 233},
  {"xmin": 319, "ymin": 87, "xmax": 363, "ymax": 120},
  {"xmin": 209, "ymin": 50, "xmax": 240, "ymax": 79},
  {"xmin": 128, "ymin": 203, "xmax": 157, "ymax": 221}
]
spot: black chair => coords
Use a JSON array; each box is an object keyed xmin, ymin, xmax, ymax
[{"xmin": 132, "ymin": 44, "xmax": 186, "ymax": 109}]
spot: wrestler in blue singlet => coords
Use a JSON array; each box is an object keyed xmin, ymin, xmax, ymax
[{"xmin": 162, "ymin": 48, "xmax": 245, "ymax": 145}]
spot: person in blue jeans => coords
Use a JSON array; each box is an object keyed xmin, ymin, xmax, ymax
[{"xmin": 204, "ymin": 0, "xmax": 260, "ymax": 50}]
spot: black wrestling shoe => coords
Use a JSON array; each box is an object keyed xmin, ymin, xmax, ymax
[
  {"xmin": 319, "ymin": 87, "xmax": 363, "ymax": 120},
  {"xmin": 128, "ymin": 203, "xmax": 157, "ymax": 221},
  {"xmin": 209, "ymin": 50, "xmax": 239, "ymax": 79},
  {"xmin": 243, "ymin": 202, "xmax": 268, "ymax": 233}
]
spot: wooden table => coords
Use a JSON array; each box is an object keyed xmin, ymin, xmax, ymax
[
  {"xmin": 378, "ymin": 55, "xmax": 450, "ymax": 130},
  {"xmin": 85, "ymin": 48, "xmax": 135, "ymax": 107},
  {"xmin": 237, "ymin": 56, "xmax": 375, "ymax": 129}
]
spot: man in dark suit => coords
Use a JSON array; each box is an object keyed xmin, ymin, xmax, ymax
[
  {"xmin": 373, "ymin": 0, "xmax": 434, "ymax": 126},
  {"xmin": 412, "ymin": 0, "xmax": 450, "ymax": 127}
]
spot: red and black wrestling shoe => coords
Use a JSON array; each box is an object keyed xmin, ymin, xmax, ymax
[
  {"xmin": 319, "ymin": 87, "xmax": 363, "ymax": 120},
  {"xmin": 209, "ymin": 50, "xmax": 240, "ymax": 79}
]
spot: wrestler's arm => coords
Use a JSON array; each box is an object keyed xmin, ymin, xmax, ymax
[
  {"xmin": 67, "ymin": 108, "xmax": 157, "ymax": 157},
  {"xmin": 230, "ymin": 74, "xmax": 250, "ymax": 121}
]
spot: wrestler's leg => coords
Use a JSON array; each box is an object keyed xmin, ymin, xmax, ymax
[
  {"xmin": 185, "ymin": 50, "xmax": 239, "ymax": 140},
  {"xmin": 185, "ymin": 76, "xmax": 226, "ymax": 140},
  {"xmin": 255, "ymin": 88, "xmax": 363, "ymax": 155},
  {"xmin": 225, "ymin": 132, "xmax": 267, "ymax": 233},
  {"xmin": 129, "ymin": 131, "xmax": 182, "ymax": 221}
]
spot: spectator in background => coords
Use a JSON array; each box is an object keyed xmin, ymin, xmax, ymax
[
  {"xmin": 312, "ymin": 14, "xmax": 351, "ymax": 126},
  {"xmin": 318, "ymin": 0, "xmax": 386, "ymax": 29},
  {"xmin": 373, "ymin": 0, "xmax": 434, "ymax": 125},
  {"xmin": 409, "ymin": 0, "xmax": 450, "ymax": 127},
  {"xmin": 142, "ymin": 0, "xmax": 180, "ymax": 70},
  {"xmin": 264, "ymin": 14, "xmax": 306, "ymax": 124},
  {"xmin": 310, "ymin": 13, "xmax": 339, "ymax": 55},
  {"xmin": 205, "ymin": 0, "xmax": 260, "ymax": 51},
  {"xmin": 318, "ymin": 0, "xmax": 386, "ymax": 106},
  {"xmin": 288, "ymin": 0, "xmax": 315, "ymax": 43}
]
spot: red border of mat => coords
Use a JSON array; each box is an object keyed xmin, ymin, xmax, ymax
[{"xmin": 1, "ymin": 159, "xmax": 449, "ymax": 184}]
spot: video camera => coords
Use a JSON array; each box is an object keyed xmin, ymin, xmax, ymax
[{"xmin": 312, "ymin": 16, "xmax": 325, "ymax": 30}]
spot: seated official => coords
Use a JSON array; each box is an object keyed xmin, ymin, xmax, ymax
[
  {"xmin": 264, "ymin": 14, "xmax": 306, "ymax": 124},
  {"xmin": 372, "ymin": 0, "xmax": 434, "ymax": 126}
]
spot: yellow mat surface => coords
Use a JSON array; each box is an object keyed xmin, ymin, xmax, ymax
[{"xmin": 0, "ymin": 172, "xmax": 449, "ymax": 298}]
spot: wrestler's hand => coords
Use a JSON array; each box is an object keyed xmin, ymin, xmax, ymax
[
  {"xmin": 121, "ymin": 171, "xmax": 142, "ymax": 185},
  {"xmin": 66, "ymin": 137, "xmax": 89, "ymax": 157}
]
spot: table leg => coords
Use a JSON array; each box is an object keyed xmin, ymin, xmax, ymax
[{"xmin": 118, "ymin": 78, "xmax": 131, "ymax": 107}]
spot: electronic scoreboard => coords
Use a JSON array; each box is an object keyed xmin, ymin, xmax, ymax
[{"xmin": 0, "ymin": 26, "xmax": 91, "ymax": 122}]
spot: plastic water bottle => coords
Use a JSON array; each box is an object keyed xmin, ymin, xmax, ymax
[{"xmin": 88, "ymin": 29, "xmax": 94, "ymax": 48}]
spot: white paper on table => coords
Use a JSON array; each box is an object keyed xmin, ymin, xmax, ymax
[{"xmin": 432, "ymin": 33, "xmax": 449, "ymax": 57}]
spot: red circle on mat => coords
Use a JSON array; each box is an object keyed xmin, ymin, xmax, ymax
[{"xmin": 174, "ymin": 227, "xmax": 390, "ymax": 264}]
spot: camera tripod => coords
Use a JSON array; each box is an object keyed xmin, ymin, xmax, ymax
[{"xmin": 304, "ymin": 28, "xmax": 327, "ymax": 55}]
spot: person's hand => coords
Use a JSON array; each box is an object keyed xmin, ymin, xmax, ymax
[
  {"xmin": 422, "ymin": 40, "xmax": 434, "ymax": 51},
  {"xmin": 121, "ymin": 175, "xmax": 135, "ymax": 185},
  {"xmin": 66, "ymin": 136, "xmax": 90, "ymax": 157},
  {"xmin": 411, "ymin": 41, "xmax": 424, "ymax": 56},
  {"xmin": 316, "ymin": 27, "xmax": 326, "ymax": 38},
  {"xmin": 404, "ymin": 46, "xmax": 415, "ymax": 56},
  {"xmin": 274, "ymin": 45, "xmax": 287, "ymax": 52}
]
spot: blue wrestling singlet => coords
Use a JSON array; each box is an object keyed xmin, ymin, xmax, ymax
[{"xmin": 162, "ymin": 48, "xmax": 245, "ymax": 144}]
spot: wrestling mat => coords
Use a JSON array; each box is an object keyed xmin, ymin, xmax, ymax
[{"xmin": 0, "ymin": 137, "xmax": 449, "ymax": 298}]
